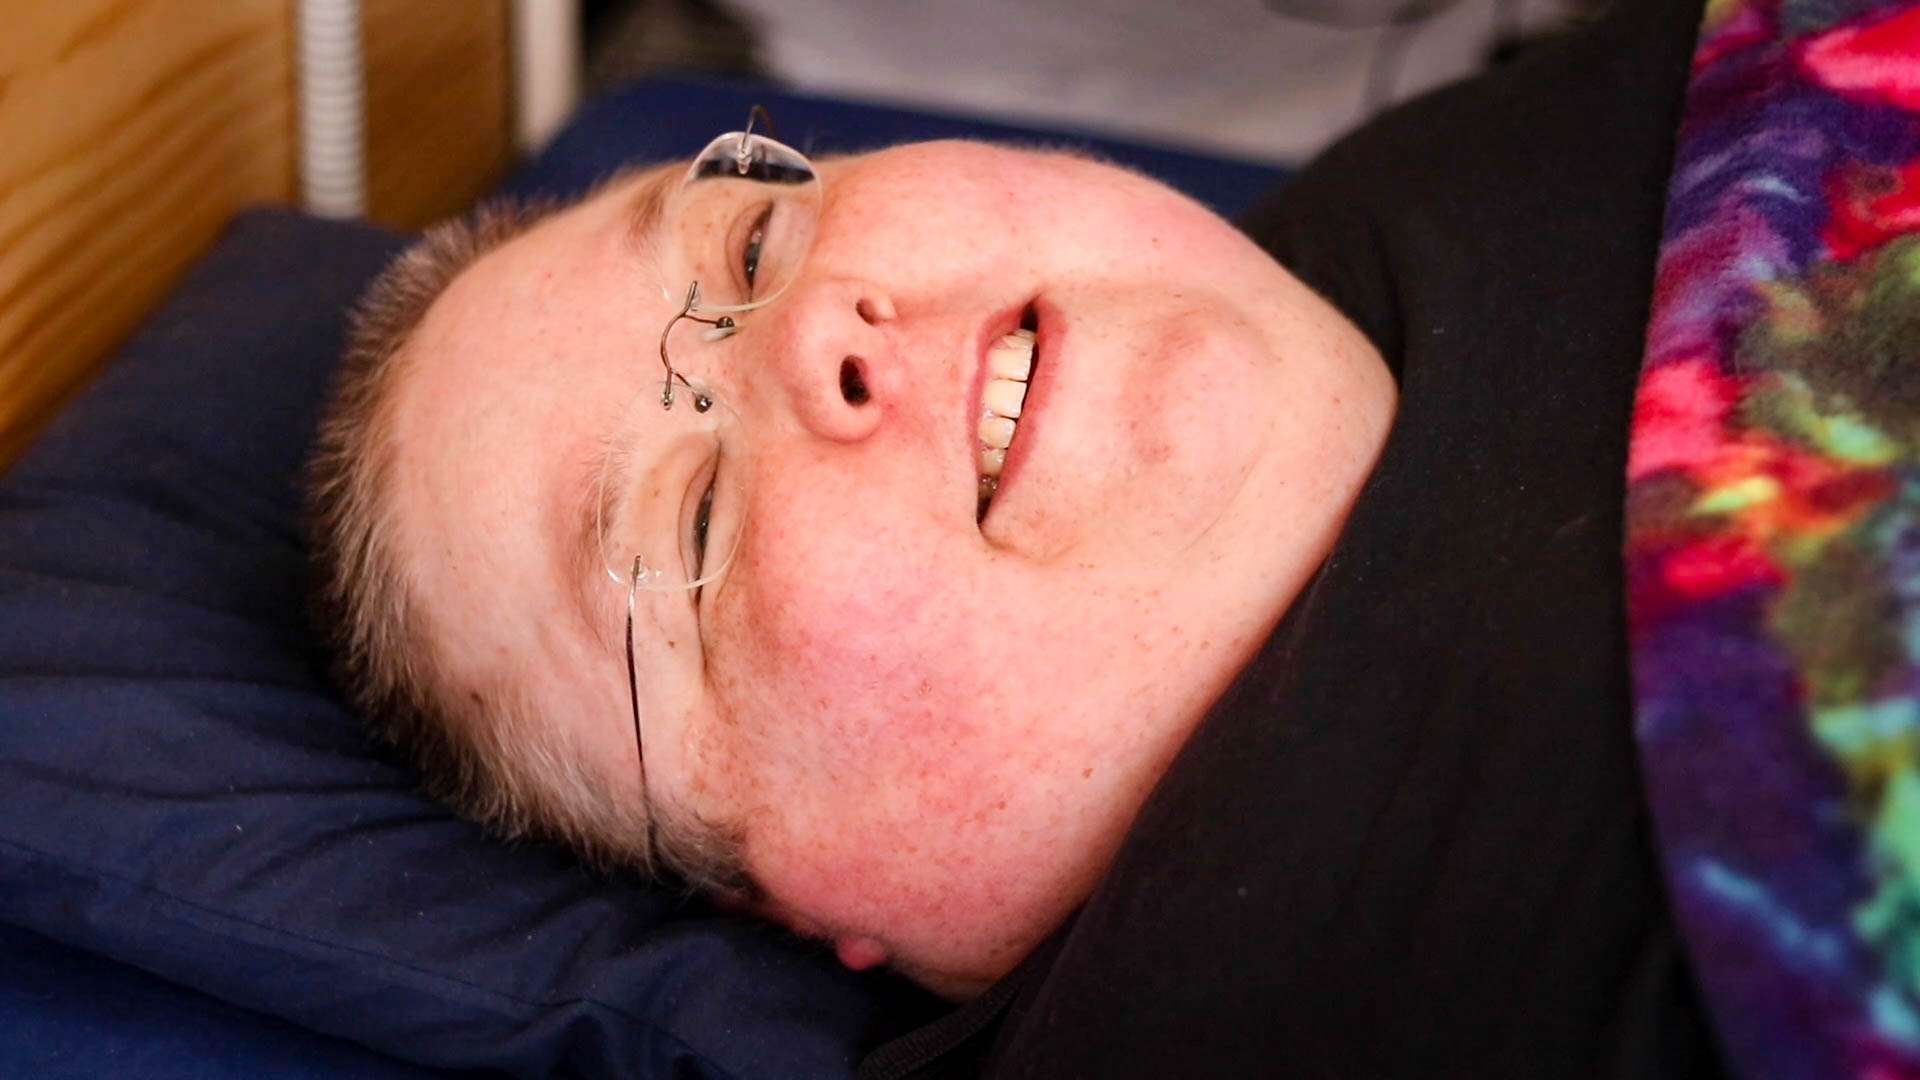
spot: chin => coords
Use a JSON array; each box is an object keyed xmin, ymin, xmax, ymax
[{"xmin": 891, "ymin": 955, "xmax": 998, "ymax": 1002}]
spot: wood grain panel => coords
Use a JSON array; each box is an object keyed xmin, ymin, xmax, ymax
[
  {"xmin": 0, "ymin": 0, "xmax": 293, "ymax": 467},
  {"xmin": 363, "ymin": 0, "xmax": 512, "ymax": 228},
  {"xmin": 1, "ymin": 1, "xmax": 515, "ymax": 469}
]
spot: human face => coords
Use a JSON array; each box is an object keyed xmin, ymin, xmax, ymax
[{"xmin": 388, "ymin": 141, "xmax": 1393, "ymax": 996}]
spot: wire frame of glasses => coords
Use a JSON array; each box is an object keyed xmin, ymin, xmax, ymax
[
  {"xmin": 596, "ymin": 379, "xmax": 747, "ymax": 593},
  {"xmin": 658, "ymin": 128, "xmax": 822, "ymax": 316}
]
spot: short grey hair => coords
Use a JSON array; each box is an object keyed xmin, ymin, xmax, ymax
[{"xmin": 304, "ymin": 191, "xmax": 754, "ymax": 896}]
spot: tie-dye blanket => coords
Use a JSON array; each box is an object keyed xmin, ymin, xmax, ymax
[{"xmin": 1627, "ymin": 0, "xmax": 1920, "ymax": 1074}]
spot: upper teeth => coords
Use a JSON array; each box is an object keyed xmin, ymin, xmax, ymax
[{"xmin": 978, "ymin": 328, "xmax": 1035, "ymax": 504}]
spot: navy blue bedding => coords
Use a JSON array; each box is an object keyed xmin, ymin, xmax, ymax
[
  {"xmin": 0, "ymin": 923, "xmax": 479, "ymax": 1080},
  {"xmin": 0, "ymin": 77, "xmax": 1283, "ymax": 1079}
]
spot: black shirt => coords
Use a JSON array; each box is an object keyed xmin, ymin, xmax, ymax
[{"xmin": 864, "ymin": 1, "xmax": 1728, "ymax": 1075}]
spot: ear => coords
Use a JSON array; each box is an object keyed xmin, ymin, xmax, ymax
[{"xmin": 833, "ymin": 936, "xmax": 889, "ymax": 971}]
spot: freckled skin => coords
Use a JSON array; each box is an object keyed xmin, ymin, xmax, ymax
[{"xmin": 387, "ymin": 141, "xmax": 1396, "ymax": 998}]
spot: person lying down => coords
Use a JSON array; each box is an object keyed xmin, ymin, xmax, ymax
[
  {"xmin": 307, "ymin": 132, "xmax": 1397, "ymax": 995},
  {"xmin": 305, "ymin": 0, "xmax": 1735, "ymax": 1073}
]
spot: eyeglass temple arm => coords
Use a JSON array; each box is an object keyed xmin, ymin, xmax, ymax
[
  {"xmin": 625, "ymin": 555, "xmax": 659, "ymax": 868},
  {"xmin": 626, "ymin": 555, "xmax": 647, "ymax": 775}
]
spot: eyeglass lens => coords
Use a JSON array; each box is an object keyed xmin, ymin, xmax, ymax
[
  {"xmin": 598, "ymin": 124, "xmax": 820, "ymax": 595},
  {"xmin": 597, "ymin": 378, "xmax": 746, "ymax": 593},
  {"xmin": 658, "ymin": 132, "xmax": 822, "ymax": 314}
]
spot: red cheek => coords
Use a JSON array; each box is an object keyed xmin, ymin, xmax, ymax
[
  {"xmin": 715, "ymin": 537, "xmax": 1008, "ymax": 782},
  {"xmin": 753, "ymin": 570, "xmax": 941, "ymax": 705}
]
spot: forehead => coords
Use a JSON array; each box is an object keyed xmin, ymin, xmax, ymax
[{"xmin": 386, "ymin": 169, "xmax": 679, "ymax": 677}]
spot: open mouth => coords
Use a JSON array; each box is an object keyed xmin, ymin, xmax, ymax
[{"xmin": 977, "ymin": 304, "xmax": 1039, "ymax": 523}]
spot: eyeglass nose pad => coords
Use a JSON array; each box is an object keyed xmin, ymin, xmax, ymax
[
  {"xmin": 630, "ymin": 554, "xmax": 675, "ymax": 590},
  {"xmin": 702, "ymin": 323, "xmax": 738, "ymax": 343}
]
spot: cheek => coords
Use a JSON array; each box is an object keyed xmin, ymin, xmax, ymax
[{"xmin": 707, "ymin": 520, "xmax": 1004, "ymax": 787}]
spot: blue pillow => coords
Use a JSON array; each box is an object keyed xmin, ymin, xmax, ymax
[
  {"xmin": 499, "ymin": 76, "xmax": 1286, "ymax": 216},
  {"xmin": 0, "ymin": 77, "xmax": 1284, "ymax": 1080},
  {"xmin": 0, "ymin": 922, "xmax": 482, "ymax": 1080},
  {"xmin": 0, "ymin": 207, "xmax": 940, "ymax": 1078}
]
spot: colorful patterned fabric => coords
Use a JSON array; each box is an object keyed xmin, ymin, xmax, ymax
[{"xmin": 1627, "ymin": 0, "xmax": 1920, "ymax": 1074}]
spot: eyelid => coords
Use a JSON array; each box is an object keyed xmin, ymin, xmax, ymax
[
  {"xmin": 682, "ymin": 449, "xmax": 721, "ymax": 593},
  {"xmin": 727, "ymin": 200, "xmax": 776, "ymax": 302}
]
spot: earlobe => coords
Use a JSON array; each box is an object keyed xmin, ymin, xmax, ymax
[{"xmin": 834, "ymin": 935, "xmax": 889, "ymax": 971}]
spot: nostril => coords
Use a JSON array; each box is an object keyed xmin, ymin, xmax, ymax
[
  {"xmin": 855, "ymin": 298, "xmax": 880, "ymax": 326},
  {"xmin": 839, "ymin": 358, "xmax": 871, "ymax": 405}
]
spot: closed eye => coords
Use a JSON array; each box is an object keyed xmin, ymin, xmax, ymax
[
  {"xmin": 691, "ymin": 477, "xmax": 714, "ymax": 581},
  {"xmin": 683, "ymin": 451, "xmax": 720, "ymax": 596},
  {"xmin": 740, "ymin": 203, "xmax": 773, "ymax": 299}
]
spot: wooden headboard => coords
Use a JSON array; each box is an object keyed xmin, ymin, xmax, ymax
[{"xmin": 0, "ymin": 0, "xmax": 513, "ymax": 467}]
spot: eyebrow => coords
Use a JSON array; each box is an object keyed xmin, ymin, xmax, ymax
[
  {"xmin": 622, "ymin": 163, "xmax": 677, "ymax": 266},
  {"xmin": 565, "ymin": 423, "xmax": 620, "ymax": 640},
  {"xmin": 565, "ymin": 165, "xmax": 680, "ymax": 634}
]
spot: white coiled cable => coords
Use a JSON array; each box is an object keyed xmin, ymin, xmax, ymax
[
  {"xmin": 513, "ymin": 0, "xmax": 582, "ymax": 152},
  {"xmin": 297, "ymin": 0, "xmax": 366, "ymax": 219}
]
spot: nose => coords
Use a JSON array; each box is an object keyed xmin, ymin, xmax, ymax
[{"xmin": 753, "ymin": 278, "xmax": 897, "ymax": 443}]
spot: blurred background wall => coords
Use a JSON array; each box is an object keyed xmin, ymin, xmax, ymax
[
  {"xmin": 584, "ymin": 0, "xmax": 1595, "ymax": 163},
  {"xmin": 0, "ymin": 1, "xmax": 511, "ymax": 466},
  {"xmin": 0, "ymin": 0, "xmax": 1596, "ymax": 467}
]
